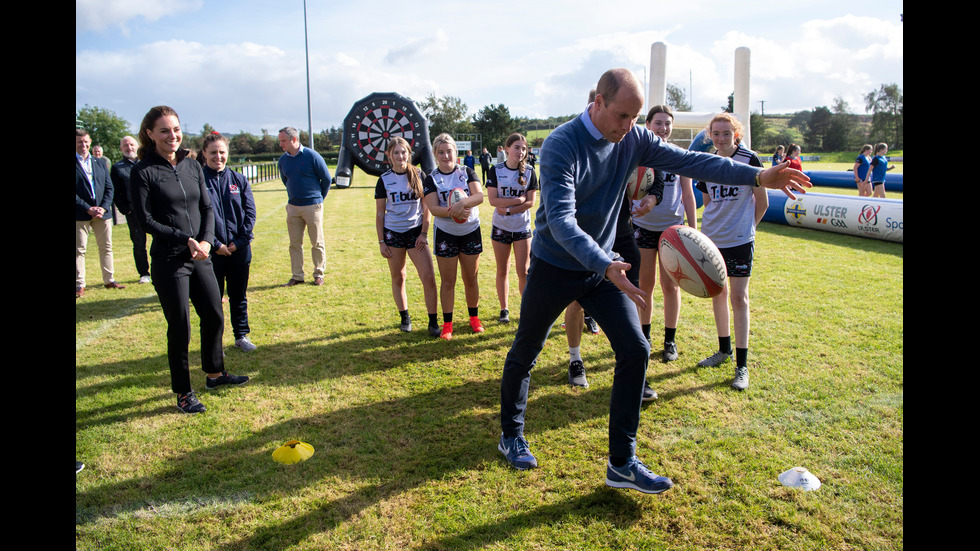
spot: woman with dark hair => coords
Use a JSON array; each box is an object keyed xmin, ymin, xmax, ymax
[
  {"xmin": 486, "ymin": 132, "xmax": 537, "ymax": 324},
  {"xmin": 200, "ymin": 131, "xmax": 258, "ymax": 352},
  {"xmin": 130, "ymin": 106, "xmax": 249, "ymax": 414}
]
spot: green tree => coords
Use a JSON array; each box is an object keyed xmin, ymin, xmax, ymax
[
  {"xmin": 420, "ymin": 93, "xmax": 470, "ymax": 138},
  {"xmin": 666, "ymin": 83, "xmax": 691, "ymax": 112},
  {"xmin": 230, "ymin": 131, "xmax": 256, "ymax": 155},
  {"xmin": 76, "ymin": 105, "xmax": 131, "ymax": 156},
  {"xmin": 472, "ymin": 104, "xmax": 519, "ymax": 153},
  {"xmin": 865, "ymin": 83, "xmax": 903, "ymax": 148},
  {"xmin": 823, "ymin": 96, "xmax": 857, "ymax": 151}
]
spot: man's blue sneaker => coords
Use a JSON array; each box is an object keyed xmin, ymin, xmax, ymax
[
  {"xmin": 605, "ymin": 457, "xmax": 674, "ymax": 494},
  {"xmin": 498, "ymin": 434, "xmax": 538, "ymax": 470}
]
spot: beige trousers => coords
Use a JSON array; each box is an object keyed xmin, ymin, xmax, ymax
[
  {"xmin": 76, "ymin": 218, "xmax": 114, "ymax": 287},
  {"xmin": 286, "ymin": 203, "xmax": 325, "ymax": 280}
]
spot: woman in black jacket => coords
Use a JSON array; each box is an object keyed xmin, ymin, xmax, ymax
[{"xmin": 130, "ymin": 106, "xmax": 249, "ymax": 414}]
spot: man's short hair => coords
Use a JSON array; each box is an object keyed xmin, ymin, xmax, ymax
[
  {"xmin": 76, "ymin": 129, "xmax": 89, "ymax": 138},
  {"xmin": 595, "ymin": 68, "xmax": 642, "ymax": 105},
  {"xmin": 279, "ymin": 126, "xmax": 299, "ymax": 140}
]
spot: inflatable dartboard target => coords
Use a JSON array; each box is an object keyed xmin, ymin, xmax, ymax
[{"xmin": 334, "ymin": 92, "xmax": 435, "ymax": 188}]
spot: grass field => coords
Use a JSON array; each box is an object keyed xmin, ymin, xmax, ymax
[{"xmin": 76, "ymin": 166, "xmax": 903, "ymax": 549}]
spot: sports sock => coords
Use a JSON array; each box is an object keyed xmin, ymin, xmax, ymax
[
  {"xmin": 443, "ymin": 312, "xmax": 453, "ymax": 324},
  {"xmin": 736, "ymin": 348, "xmax": 748, "ymax": 367},
  {"xmin": 399, "ymin": 310, "xmax": 410, "ymax": 324},
  {"xmin": 719, "ymin": 336, "xmax": 732, "ymax": 354},
  {"xmin": 641, "ymin": 324, "xmax": 651, "ymax": 341},
  {"xmin": 664, "ymin": 327, "xmax": 676, "ymax": 343},
  {"xmin": 428, "ymin": 313, "xmax": 438, "ymax": 327},
  {"xmin": 610, "ymin": 456, "xmax": 628, "ymax": 468},
  {"xmin": 569, "ymin": 346, "xmax": 581, "ymax": 363},
  {"xmin": 468, "ymin": 306, "xmax": 479, "ymax": 318}
]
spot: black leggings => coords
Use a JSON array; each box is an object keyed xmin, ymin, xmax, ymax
[{"xmin": 151, "ymin": 254, "xmax": 225, "ymax": 394}]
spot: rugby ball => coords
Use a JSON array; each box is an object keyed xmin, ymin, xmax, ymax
[
  {"xmin": 448, "ymin": 187, "xmax": 467, "ymax": 223},
  {"xmin": 658, "ymin": 225, "xmax": 727, "ymax": 298},
  {"xmin": 626, "ymin": 166, "xmax": 656, "ymax": 201}
]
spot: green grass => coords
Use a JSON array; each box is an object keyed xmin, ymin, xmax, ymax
[{"xmin": 76, "ymin": 168, "xmax": 903, "ymax": 549}]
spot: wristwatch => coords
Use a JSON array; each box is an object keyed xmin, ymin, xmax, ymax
[{"xmin": 505, "ymin": 207, "xmax": 512, "ymax": 216}]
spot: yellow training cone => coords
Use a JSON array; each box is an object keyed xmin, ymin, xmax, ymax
[{"xmin": 272, "ymin": 440, "xmax": 315, "ymax": 464}]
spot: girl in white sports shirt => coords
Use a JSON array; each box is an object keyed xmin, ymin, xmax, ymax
[
  {"xmin": 631, "ymin": 105, "xmax": 697, "ymax": 362},
  {"xmin": 375, "ymin": 137, "xmax": 441, "ymax": 337},
  {"xmin": 486, "ymin": 132, "xmax": 538, "ymax": 324},
  {"xmin": 695, "ymin": 113, "xmax": 768, "ymax": 391},
  {"xmin": 422, "ymin": 133, "xmax": 485, "ymax": 340}
]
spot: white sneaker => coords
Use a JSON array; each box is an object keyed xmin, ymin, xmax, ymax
[
  {"xmin": 731, "ymin": 366, "xmax": 749, "ymax": 390},
  {"xmin": 235, "ymin": 336, "xmax": 257, "ymax": 352},
  {"xmin": 138, "ymin": 275, "xmax": 151, "ymax": 284}
]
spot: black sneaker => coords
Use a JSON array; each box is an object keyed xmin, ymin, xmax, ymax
[
  {"xmin": 428, "ymin": 324, "xmax": 442, "ymax": 338},
  {"xmin": 641, "ymin": 381, "xmax": 658, "ymax": 401},
  {"xmin": 177, "ymin": 391, "xmax": 206, "ymax": 414},
  {"xmin": 583, "ymin": 315, "xmax": 599, "ymax": 334},
  {"xmin": 662, "ymin": 341, "xmax": 678, "ymax": 362},
  {"xmin": 499, "ymin": 309, "xmax": 510, "ymax": 323},
  {"xmin": 205, "ymin": 371, "xmax": 250, "ymax": 390},
  {"xmin": 568, "ymin": 360, "xmax": 589, "ymax": 388}
]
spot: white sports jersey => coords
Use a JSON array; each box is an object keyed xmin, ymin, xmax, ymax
[
  {"xmin": 698, "ymin": 145, "xmax": 762, "ymax": 248},
  {"xmin": 375, "ymin": 168, "xmax": 424, "ymax": 232},
  {"xmin": 423, "ymin": 165, "xmax": 481, "ymax": 236},
  {"xmin": 632, "ymin": 170, "xmax": 684, "ymax": 231},
  {"xmin": 486, "ymin": 162, "xmax": 538, "ymax": 233}
]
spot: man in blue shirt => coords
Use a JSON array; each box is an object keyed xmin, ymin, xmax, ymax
[
  {"xmin": 497, "ymin": 68, "xmax": 810, "ymax": 494},
  {"xmin": 277, "ymin": 126, "xmax": 332, "ymax": 286}
]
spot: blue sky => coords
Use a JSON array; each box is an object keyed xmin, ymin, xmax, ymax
[{"xmin": 76, "ymin": 0, "xmax": 903, "ymax": 138}]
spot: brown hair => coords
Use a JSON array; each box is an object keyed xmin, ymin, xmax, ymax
[
  {"xmin": 137, "ymin": 105, "xmax": 180, "ymax": 160},
  {"xmin": 504, "ymin": 133, "xmax": 528, "ymax": 186},
  {"xmin": 200, "ymin": 131, "xmax": 230, "ymax": 162},
  {"xmin": 386, "ymin": 137, "xmax": 423, "ymax": 199}
]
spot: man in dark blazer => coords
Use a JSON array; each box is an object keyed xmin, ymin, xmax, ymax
[{"xmin": 76, "ymin": 129, "xmax": 125, "ymax": 297}]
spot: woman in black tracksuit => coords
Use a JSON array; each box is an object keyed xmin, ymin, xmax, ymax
[{"xmin": 129, "ymin": 105, "xmax": 249, "ymax": 414}]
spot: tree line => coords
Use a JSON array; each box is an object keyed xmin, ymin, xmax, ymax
[{"xmin": 76, "ymin": 82, "xmax": 901, "ymax": 163}]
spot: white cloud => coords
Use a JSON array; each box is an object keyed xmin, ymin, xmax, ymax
[{"xmin": 76, "ymin": 0, "xmax": 203, "ymax": 34}]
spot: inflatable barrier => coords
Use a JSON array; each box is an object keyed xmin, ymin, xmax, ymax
[
  {"xmin": 804, "ymin": 170, "xmax": 903, "ymax": 193},
  {"xmin": 763, "ymin": 190, "xmax": 903, "ymax": 243}
]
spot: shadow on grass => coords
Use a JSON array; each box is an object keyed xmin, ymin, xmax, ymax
[{"xmin": 75, "ymin": 371, "xmax": 635, "ymax": 548}]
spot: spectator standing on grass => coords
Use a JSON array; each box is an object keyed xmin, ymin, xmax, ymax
[
  {"xmin": 479, "ymin": 147, "xmax": 493, "ymax": 183},
  {"xmin": 784, "ymin": 143, "xmax": 802, "ymax": 171},
  {"xmin": 423, "ymin": 133, "xmax": 485, "ymax": 340},
  {"xmin": 201, "ymin": 132, "xmax": 258, "ymax": 353},
  {"xmin": 76, "ymin": 129, "xmax": 126, "ymax": 298},
  {"xmin": 111, "ymin": 135, "xmax": 152, "ymax": 284},
  {"xmin": 853, "ymin": 144, "xmax": 873, "ymax": 197},
  {"xmin": 486, "ymin": 132, "xmax": 538, "ymax": 325},
  {"xmin": 694, "ymin": 113, "xmax": 768, "ymax": 392},
  {"xmin": 277, "ymin": 126, "xmax": 331, "ymax": 287},
  {"xmin": 497, "ymin": 68, "xmax": 809, "ymax": 494},
  {"xmin": 375, "ymin": 137, "xmax": 441, "ymax": 337},
  {"xmin": 129, "ymin": 105, "xmax": 249, "ymax": 414},
  {"xmin": 632, "ymin": 105, "xmax": 697, "ymax": 365},
  {"xmin": 870, "ymin": 143, "xmax": 893, "ymax": 198},
  {"xmin": 770, "ymin": 145, "xmax": 784, "ymax": 167}
]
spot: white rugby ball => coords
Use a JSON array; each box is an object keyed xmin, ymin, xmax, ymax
[
  {"xmin": 448, "ymin": 187, "xmax": 467, "ymax": 223},
  {"xmin": 658, "ymin": 225, "xmax": 727, "ymax": 298},
  {"xmin": 626, "ymin": 166, "xmax": 656, "ymax": 201}
]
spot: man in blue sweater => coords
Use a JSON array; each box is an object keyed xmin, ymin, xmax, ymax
[
  {"xmin": 497, "ymin": 68, "xmax": 810, "ymax": 494},
  {"xmin": 277, "ymin": 127, "xmax": 332, "ymax": 286}
]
